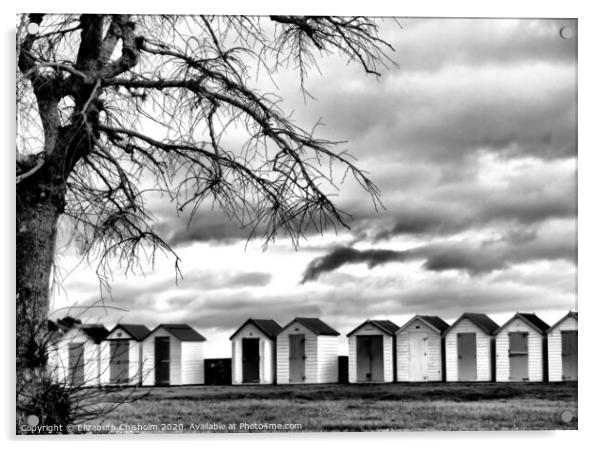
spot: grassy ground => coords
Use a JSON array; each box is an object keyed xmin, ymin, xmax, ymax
[{"xmin": 85, "ymin": 382, "xmax": 577, "ymax": 432}]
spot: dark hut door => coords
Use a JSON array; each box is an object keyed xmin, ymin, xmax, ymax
[
  {"xmin": 561, "ymin": 330, "xmax": 578, "ymax": 380},
  {"xmin": 155, "ymin": 337, "xmax": 170, "ymax": 385},
  {"xmin": 110, "ymin": 340, "xmax": 129, "ymax": 384},
  {"xmin": 242, "ymin": 338, "xmax": 260, "ymax": 383},
  {"xmin": 289, "ymin": 334, "xmax": 305, "ymax": 382},
  {"xmin": 509, "ymin": 332, "xmax": 529, "ymax": 381},
  {"xmin": 68, "ymin": 343, "xmax": 85, "ymax": 386},
  {"xmin": 457, "ymin": 333, "xmax": 477, "ymax": 381},
  {"xmin": 356, "ymin": 335, "xmax": 384, "ymax": 382}
]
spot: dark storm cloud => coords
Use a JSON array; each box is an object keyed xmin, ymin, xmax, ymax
[
  {"xmin": 354, "ymin": 184, "xmax": 576, "ymax": 241},
  {"xmin": 301, "ymin": 247, "xmax": 411, "ymax": 283},
  {"xmin": 345, "ymin": 156, "xmax": 576, "ymax": 241},
  {"xmin": 422, "ymin": 233, "xmax": 576, "ymax": 274},
  {"xmin": 302, "ymin": 223, "xmax": 575, "ymax": 281},
  {"xmin": 70, "ymin": 269, "xmax": 273, "ymax": 314},
  {"xmin": 157, "ymin": 211, "xmax": 250, "ymax": 246},
  {"xmin": 106, "ymin": 290, "xmax": 323, "ymax": 332},
  {"xmin": 309, "ymin": 67, "xmax": 576, "ymax": 163},
  {"xmin": 181, "ymin": 271, "xmax": 273, "ymax": 290}
]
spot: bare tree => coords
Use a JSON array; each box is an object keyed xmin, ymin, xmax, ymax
[{"xmin": 16, "ymin": 14, "xmax": 395, "ymax": 425}]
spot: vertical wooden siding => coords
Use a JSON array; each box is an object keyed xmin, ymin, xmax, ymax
[
  {"xmin": 276, "ymin": 322, "xmax": 318, "ymax": 384},
  {"xmin": 181, "ymin": 341, "xmax": 204, "ymax": 384},
  {"xmin": 397, "ymin": 319, "xmax": 443, "ymax": 382},
  {"xmin": 141, "ymin": 328, "xmax": 182, "ymax": 386},
  {"xmin": 231, "ymin": 323, "xmax": 275, "ymax": 384},
  {"xmin": 348, "ymin": 324, "xmax": 395, "ymax": 383},
  {"xmin": 495, "ymin": 319, "xmax": 545, "ymax": 382},
  {"xmin": 548, "ymin": 316, "xmax": 578, "ymax": 382},
  {"xmin": 316, "ymin": 335, "xmax": 339, "ymax": 383},
  {"xmin": 445, "ymin": 319, "xmax": 493, "ymax": 381},
  {"xmin": 50, "ymin": 329, "xmax": 102, "ymax": 387},
  {"xmin": 100, "ymin": 328, "xmax": 143, "ymax": 386}
]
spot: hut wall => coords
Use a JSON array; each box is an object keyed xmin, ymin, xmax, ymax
[
  {"xmin": 141, "ymin": 328, "xmax": 182, "ymax": 386},
  {"xmin": 496, "ymin": 319, "xmax": 545, "ymax": 382},
  {"xmin": 445, "ymin": 318, "xmax": 493, "ymax": 382},
  {"xmin": 348, "ymin": 325, "xmax": 394, "ymax": 383},
  {"xmin": 397, "ymin": 320, "xmax": 444, "ymax": 382},
  {"xmin": 548, "ymin": 316, "xmax": 578, "ymax": 382},
  {"xmin": 316, "ymin": 335, "xmax": 339, "ymax": 383},
  {"xmin": 231, "ymin": 323, "xmax": 275, "ymax": 384},
  {"xmin": 181, "ymin": 341, "xmax": 204, "ymax": 384},
  {"xmin": 276, "ymin": 322, "xmax": 318, "ymax": 384}
]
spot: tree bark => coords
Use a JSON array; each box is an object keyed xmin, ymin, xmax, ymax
[{"xmin": 16, "ymin": 167, "xmax": 65, "ymax": 407}]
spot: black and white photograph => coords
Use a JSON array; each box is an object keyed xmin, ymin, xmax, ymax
[{"xmin": 13, "ymin": 5, "xmax": 584, "ymax": 436}]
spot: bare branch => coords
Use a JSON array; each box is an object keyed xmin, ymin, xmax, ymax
[{"xmin": 18, "ymin": 14, "xmax": 391, "ymax": 337}]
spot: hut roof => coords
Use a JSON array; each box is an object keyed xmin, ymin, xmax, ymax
[
  {"xmin": 280, "ymin": 317, "xmax": 340, "ymax": 336},
  {"xmin": 111, "ymin": 323, "xmax": 151, "ymax": 341},
  {"xmin": 419, "ymin": 315, "xmax": 450, "ymax": 333},
  {"xmin": 494, "ymin": 313, "xmax": 550, "ymax": 335},
  {"xmin": 151, "ymin": 324, "xmax": 206, "ymax": 341},
  {"xmin": 397, "ymin": 315, "xmax": 449, "ymax": 334},
  {"xmin": 444, "ymin": 313, "xmax": 499, "ymax": 336},
  {"xmin": 81, "ymin": 325, "xmax": 110, "ymax": 343},
  {"xmin": 230, "ymin": 318, "xmax": 282, "ymax": 340},
  {"xmin": 347, "ymin": 319, "xmax": 400, "ymax": 337},
  {"xmin": 546, "ymin": 311, "xmax": 578, "ymax": 333}
]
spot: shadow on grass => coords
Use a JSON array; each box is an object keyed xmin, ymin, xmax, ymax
[{"xmin": 131, "ymin": 382, "xmax": 577, "ymax": 403}]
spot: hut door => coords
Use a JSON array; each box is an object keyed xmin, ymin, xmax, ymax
[
  {"xmin": 242, "ymin": 338, "xmax": 260, "ymax": 383},
  {"xmin": 289, "ymin": 334, "xmax": 305, "ymax": 382},
  {"xmin": 110, "ymin": 340, "xmax": 129, "ymax": 384},
  {"xmin": 356, "ymin": 335, "xmax": 384, "ymax": 382},
  {"xmin": 561, "ymin": 331, "xmax": 578, "ymax": 380},
  {"xmin": 68, "ymin": 343, "xmax": 85, "ymax": 386},
  {"xmin": 155, "ymin": 337, "xmax": 170, "ymax": 385},
  {"xmin": 509, "ymin": 332, "xmax": 529, "ymax": 381},
  {"xmin": 457, "ymin": 333, "xmax": 477, "ymax": 381},
  {"xmin": 409, "ymin": 333, "xmax": 428, "ymax": 381}
]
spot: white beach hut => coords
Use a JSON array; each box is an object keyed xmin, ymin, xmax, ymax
[
  {"xmin": 230, "ymin": 318, "xmax": 282, "ymax": 384},
  {"xmin": 348, "ymin": 320, "xmax": 399, "ymax": 383},
  {"xmin": 396, "ymin": 315, "xmax": 449, "ymax": 382},
  {"xmin": 495, "ymin": 313, "xmax": 549, "ymax": 382},
  {"xmin": 276, "ymin": 318, "xmax": 339, "ymax": 384},
  {"xmin": 141, "ymin": 324, "xmax": 206, "ymax": 386},
  {"xmin": 49, "ymin": 324, "xmax": 109, "ymax": 387},
  {"xmin": 100, "ymin": 323, "xmax": 150, "ymax": 386},
  {"xmin": 547, "ymin": 311, "xmax": 578, "ymax": 381},
  {"xmin": 443, "ymin": 313, "xmax": 499, "ymax": 382}
]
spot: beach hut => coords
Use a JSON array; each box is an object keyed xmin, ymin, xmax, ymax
[
  {"xmin": 347, "ymin": 320, "xmax": 399, "ymax": 383},
  {"xmin": 396, "ymin": 315, "xmax": 449, "ymax": 382},
  {"xmin": 276, "ymin": 318, "xmax": 339, "ymax": 384},
  {"xmin": 547, "ymin": 311, "xmax": 578, "ymax": 381},
  {"xmin": 495, "ymin": 313, "xmax": 549, "ymax": 382},
  {"xmin": 230, "ymin": 318, "xmax": 282, "ymax": 384},
  {"xmin": 49, "ymin": 324, "xmax": 109, "ymax": 387},
  {"xmin": 141, "ymin": 324, "xmax": 206, "ymax": 386},
  {"xmin": 443, "ymin": 313, "xmax": 499, "ymax": 382},
  {"xmin": 101, "ymin": 323, "xmax": 150, "ymax": 386}
]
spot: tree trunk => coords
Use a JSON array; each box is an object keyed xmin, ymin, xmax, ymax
[{"xmin": 16, "ymin": 172, "xmax": 64, "ymax": 421}]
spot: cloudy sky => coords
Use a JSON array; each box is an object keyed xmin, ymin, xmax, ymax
[{"xmin": 51, "ymin": 17, "xmax": 577, "ymax": 356}]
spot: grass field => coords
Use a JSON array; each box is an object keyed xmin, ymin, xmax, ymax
[{"xmin": 85, "ymin": 382, "xmax": 577, "ymax": 433}]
